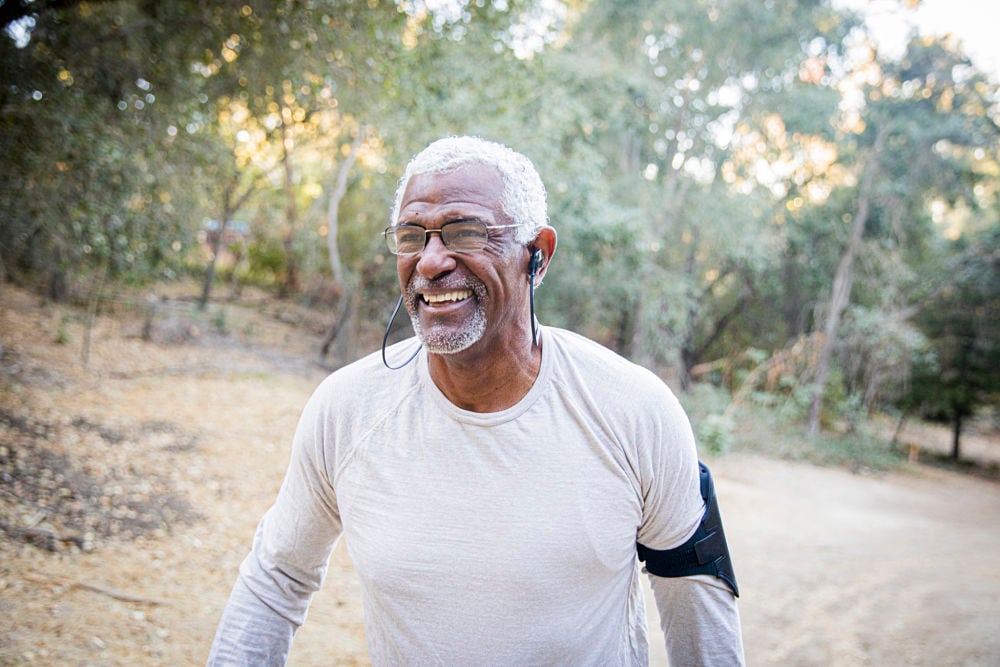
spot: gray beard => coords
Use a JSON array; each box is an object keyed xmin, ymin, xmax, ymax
[
  {"xmin": 408, "ymin": 305, "xmax": 487, "ymax": 354},
  {"xmin": 404, "ymin": 278, "xmax": 489, "ymax": 354}
]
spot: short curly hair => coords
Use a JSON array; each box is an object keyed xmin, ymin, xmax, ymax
[{"xmin": 390, "ymin": 136, "xmax": 549, "ymax": 245}]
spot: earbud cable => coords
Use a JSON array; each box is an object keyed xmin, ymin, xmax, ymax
[
  {"xmin": 529, "ymin": 267, "xmax": 539, "ymax": 347},
  {"xmin": 382, "ymin": 295, "xmax": 422, "ymax": 370}
]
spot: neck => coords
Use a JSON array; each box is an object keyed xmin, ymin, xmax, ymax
[{"xmin": 427, "ymin": 330, "xmax": 541, "ymax": 413}]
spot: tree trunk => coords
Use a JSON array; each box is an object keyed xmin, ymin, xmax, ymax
[
  {"xmin": 627, "ymin": 297, "xmax": 647, "ymax": 365},
  {"xmin": 200, "ymin": 177, "xmax": 254, "ymax": 311},
  {"xmin": 317, "ymin": 129, "xmax": 367, "ymax": 361},
  {"xmin": 614, "ymin": 302, "xmax": 636, "ymax": 357},
  {"xmin": 889, "ymin": 409, "xmax": 907, "ymax": 450},
  {"xmin": 951, "ymin": 410, "xmax": 962, "ymax": 461},
  {"xmin": 326, "ymin": 130, "xmax": 365, "ymax": 286},
  {"xmin": 807, "ymin": 125, "xmax": 889, "ymax": 436},
  {"xmin": 677, "ymin": 226, "xmax": 701, "ymax": 392},
  {"xmin": 319, "ymin": 274, "xmax": 356, "ymax": 359},
  {"xmin": 200, "ymin": 214, "xmax": 230, "ymax": 311},
  {"xmin": 683, "ymin": 271, "xmax": 747, "ymax": 381},
  {"xmin": 333, "ymin": 281, "xmax": 362, "ymax": 366},
  {"xmin": 48, "ymin": 244, "xmax": 68, "ymax": 302},
  {"xmin": 280, "ymin": 118, "xmax": 299, "ymax": 297}
]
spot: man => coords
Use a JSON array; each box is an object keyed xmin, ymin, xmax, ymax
[{"xmin": 208, "ymin": 136, "xmax": 744, "ymax": 665}]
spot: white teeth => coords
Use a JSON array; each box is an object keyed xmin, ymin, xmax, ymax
[{"xmin": 423, "ymin": 290, "xmax": 472, "ymax": 304}]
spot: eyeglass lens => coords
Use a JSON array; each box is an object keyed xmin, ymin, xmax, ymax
[{"xmin": 387, "ymin": 220, "xmax": 490, "ymax": 255}]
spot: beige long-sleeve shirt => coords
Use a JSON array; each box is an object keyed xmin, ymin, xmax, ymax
[{"xmin": 208, "ymin": 327, "xmax": 743, "ymax": 665}]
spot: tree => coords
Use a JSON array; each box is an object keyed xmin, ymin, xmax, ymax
[
  {"xmin": 802, "ymin": 34, "xmax": 1000, "ymax": 435},
  {"xmin": 533, "ymin": 0, "xmax": 857, "ymax": 385},
  {"xmin": 908, "ymin": 224, "xmax": 1000, "ymax": 459},
  {"xmin": 0, "ymin": 1, "xmax": 254, "ymax": 292},
  {"xmin": 806, "ymin": 123, "xmax": 888, "ymax": 435}
]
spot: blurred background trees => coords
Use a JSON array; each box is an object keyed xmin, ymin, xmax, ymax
[{"xmin": 2, "ymin": 0, "xmax": 997, "ymax": 455}]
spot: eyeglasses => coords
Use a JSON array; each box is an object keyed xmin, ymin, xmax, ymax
[{"xmin": 383, "ymin": 219, "xmax": 519, "ymax": 256}]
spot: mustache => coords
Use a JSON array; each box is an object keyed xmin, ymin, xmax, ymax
[{"xmin": 408, "ymin": 275, "xmax": 476, "ymax": 292}]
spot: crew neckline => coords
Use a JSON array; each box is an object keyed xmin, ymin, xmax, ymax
[{"xmin": 417, "ymin": 327, "xmax": 552, "ymax": 426}]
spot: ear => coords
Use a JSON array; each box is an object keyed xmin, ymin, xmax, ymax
[{"xmin": 529, "ymin": 226, "xmax": 557, "ymax": 286}]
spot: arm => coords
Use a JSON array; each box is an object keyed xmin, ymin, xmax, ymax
[
  {"xmin": 648, "ymin": 573, "xmax": 745, "ymax": 666},
  {"xmin": 632, "ymin": 384, "xmax": 745, "ymax": 664},
  {"xmin": 207, "ymin": 577, "xmax": 297, "ymax": 666},
  {"xmin": 207, "ymin": 507, "xmax": 342, "ymax": 666},
  {"xmin": 208, "ymin": 384, "xmax": 344, "ymax": 665}
]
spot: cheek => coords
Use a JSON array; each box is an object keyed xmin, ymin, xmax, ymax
[
  {"xmin": 479, "ymin": 257, "xmax": 520, "ymax": 296},
  {"xmin": 396, "ymin": 258, "xmax": 414, "ymax": 285},
  {"xmin": 491, "ymin": 265, "xmax": 529, "ymax": 310}
]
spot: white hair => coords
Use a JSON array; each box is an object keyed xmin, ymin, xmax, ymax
[{"xmin": 390, "ymin": 136, "xmax": 549, "ymax": 245}]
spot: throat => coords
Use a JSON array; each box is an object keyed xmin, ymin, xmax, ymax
[{"xmin": 428, "ymin": 340, "xmax": 542, "ymax": 413}]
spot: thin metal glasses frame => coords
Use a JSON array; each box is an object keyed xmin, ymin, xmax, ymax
[{"xmin": 383, "ymin": 219, "xmax": 519, "ymax": 256}]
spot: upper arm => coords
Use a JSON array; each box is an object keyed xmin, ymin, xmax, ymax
[
  {"xmin": 635, "ymin": 386, "xmax": 703, "ymax": 551},
  {"xmin": 237, "ymin": 382, "xmax": 345, "ymax": 626}
]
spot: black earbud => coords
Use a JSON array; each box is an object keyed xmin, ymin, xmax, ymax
[{"xmin": 529, "ymin": 249, "xmax": 543, "ymax": 278}]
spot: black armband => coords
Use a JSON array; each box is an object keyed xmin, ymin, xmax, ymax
[{"xmin": 637, "ymin": 461, "xmax": 739, "ymax": 597}]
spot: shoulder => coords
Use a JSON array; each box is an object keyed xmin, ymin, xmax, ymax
[
  {"xmin": 544, "ymin": 327, "xmax": 675, "ymax": 404},
  {"xmin": 304, "ymin": 339, "xmax": 422, "ymax": 422},
  {"xmin": 290, "ymin": 339, "xmax": 423, "ymax": 474},
  {"xmin": 542, "ymin": 327, "xmax": 693, "ymax": 455}
]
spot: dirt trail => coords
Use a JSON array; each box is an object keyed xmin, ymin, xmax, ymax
[
  {"xmin": 1, "ymin": 283, "xmax": 998, "ymax": 665},
  {"xmin": 701, "ymin": 455, "xmax": 1000, "ymax": 666}
]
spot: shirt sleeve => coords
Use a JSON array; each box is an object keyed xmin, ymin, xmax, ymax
[
  {"xmin": 206, "ymin": 577, "xmax": 296, "ymax": 666},
  {"xmin": 648, "ymin": 573, "xmax": 745, "ymax": 666},
  {"xmin": 208, "ymin": 383, "xmax": 344, "ymax": 664},
  {"xmin": 635, "ymin": 384, "xmax": 703, "ymax": 550},
  {"xmin": 633, "ymin": 382, "xmax": 745, "ymax": 664}
]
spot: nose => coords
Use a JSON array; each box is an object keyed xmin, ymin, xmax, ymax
[{"xmin": 415, "ymin": 231, "xmax": 456, "ymax": 279}]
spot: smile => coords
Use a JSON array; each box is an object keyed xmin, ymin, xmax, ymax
[{"xmin": 422, "ymin": 290, "xmax": 473, "ymax": 305}]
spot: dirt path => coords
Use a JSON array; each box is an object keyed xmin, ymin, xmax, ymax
[
  {"xmin": 2, "ymin": 283, "xmax": 998, "ymax": 665},
  {"xmin": 702, "ymin": 455, "xmax": 1000, "ymax": 666}
]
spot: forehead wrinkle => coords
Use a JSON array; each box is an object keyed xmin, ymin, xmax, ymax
[
  {"xmin": 397, "ymin": 207, "xmax": 500, "ymax": 233},
  {"xmin": 399, "ymin": 205, "xmax": 495, "ymax": 222}
]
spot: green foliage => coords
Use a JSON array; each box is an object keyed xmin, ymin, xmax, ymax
[
  {"xmin": 836, "ymin": 306, "xmax": 931, "ymax": 408},
  {"xmin": 698, "ymin": 412, "xmax": 736, "ymax": 455},
  {"xmin": 683, "ymin": 381, "xmax": 904, "ymax": 470},
  {"xmin": 240, "ymin": 236, "xmax": 287, "ymax": 288},
  {"xmin": 210, "ymin": 305, "xmax": 229, "ymax": 336},
  {"xmin": 55, "ymin": 315, "xmax": 73, "ymax": 346},
  {"xmin": 751, "ymin": 381, "xmax": 815, "ymax": 424},
  {"xmin": 678, "ymin": 383, "xmax": 735, "ymax": 454},
  {"xmin": 732, "ymin": 399, "xmax": 906, "ymax": 471},
  {"xmin": 906, "ymin": 225, "xmax": 1000, "ymax": 429},
  {"xmin": 0, "ymin": 1, "xmax": 218, "ymax": 290},
  {"xmin": 1, "ymin": 0, "xmax": 997, "ymax": 465}
]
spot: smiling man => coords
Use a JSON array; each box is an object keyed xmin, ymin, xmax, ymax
[{"xmin": 208, "ymin": 136, "xmax": 744, "ymax": 666}]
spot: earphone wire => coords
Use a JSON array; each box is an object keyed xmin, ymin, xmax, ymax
[
  {"xmin": 382, "ymin": 295, "xmax": 422, "ymax": 370},
  {"xmin": 529, "ymin": 261, "xmax": 539, "ymax": 347}
]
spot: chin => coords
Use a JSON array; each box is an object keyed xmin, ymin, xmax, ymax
[{"xmin": 411, "ymin": 315, "xmax": 487, "ymax": 355}]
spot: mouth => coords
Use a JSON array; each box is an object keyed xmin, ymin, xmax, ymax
[{"xmin": 421, "ymin": 289, "xmax": 473, "ymax": 305}]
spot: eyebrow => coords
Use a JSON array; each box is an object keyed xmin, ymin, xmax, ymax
[{"xmin": 395, "ymin": 216, "xmax": 485, "ymax": 227}]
